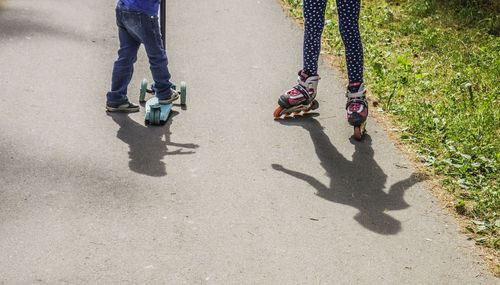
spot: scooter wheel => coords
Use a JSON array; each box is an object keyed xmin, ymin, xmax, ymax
[
  {"xmin": 148, "ymin": 109, "xmax": 159, "ymax": 125},
  {"xmin": 180, "ymin": 81, "xmax": 187, "ymax": 105},
  {"xmin": 139, "ymin": 79, "xmax": 148, "ymax": 102},
  {"xmin": 155, "ymin": 109, "xmax": 162, "ymax": 125}
]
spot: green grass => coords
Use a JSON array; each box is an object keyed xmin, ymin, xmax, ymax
[{"xmin": 281, "ymin": 0, "xmax": 499, "ymax": 253}]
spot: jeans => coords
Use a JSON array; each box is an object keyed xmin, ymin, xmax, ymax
[{"xmin": 107, "ymin": 0, "xmax": 173, "ymax": 106}]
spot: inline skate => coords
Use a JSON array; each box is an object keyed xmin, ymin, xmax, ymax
[
  {"xmin": 274, "ymin": 71, "xmax": 320, "ymax": 118},
  {"xmin": 346, "ymin": 82, "xmax": 368, "ymax": 140}
]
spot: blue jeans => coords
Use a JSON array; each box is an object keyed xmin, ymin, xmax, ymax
[{"xmin": 107, "ymin": 0, "xmax": 173, "ymax": 106}]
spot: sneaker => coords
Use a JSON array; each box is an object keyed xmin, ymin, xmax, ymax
[
  {"xmin": 158, "ymin": 89, "xmax": 180, "ymax": 105},
  {"xmin": 106, "ymin": 101, "xmax": 139, "ymax": 113}
]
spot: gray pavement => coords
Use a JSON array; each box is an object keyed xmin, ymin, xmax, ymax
[{"xmin": 0, "ymin": 0, "xmax": 497, "ymax": 283}]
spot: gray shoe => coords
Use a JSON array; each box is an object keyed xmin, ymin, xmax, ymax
[
  {"xmin": 106, "ymin": 101, "xmax": 140, "ymax": 113},
  {"xmin": 158, "ymin": 89, "xmax": 180, "ymax": 105}
]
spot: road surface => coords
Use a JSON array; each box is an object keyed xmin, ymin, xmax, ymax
[{"xmin": 0, "ymin": 0, "xmax": 496, "ymax": 283}]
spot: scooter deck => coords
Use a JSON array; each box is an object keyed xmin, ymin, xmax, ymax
[{"xmin": 145, "ymin": 97, "xmax": 172, "ymax": 124}]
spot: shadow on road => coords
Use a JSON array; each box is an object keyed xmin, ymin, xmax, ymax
[
  {"xmin": 108, "ymin": 111, "xmax": 198, "ymax": 177},
  {"xmin": 0, "ymin": 3, "xmax": 89, "ymax": 41},
  {"xmin": 272, "ymin": 116, "xmax": 419, "ymax": 235}
]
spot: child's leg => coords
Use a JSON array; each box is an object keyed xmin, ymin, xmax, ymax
[
  {"xmin": 141, "ymin": 16, "xmax": 174, "ymax": 101},
  {"xmin": 106, "ymin": 9, "xmax": 141, "ymax": 106},
  {"xmin": 336, "ymin": 0, "xmax": 363, "ymax": 84},
  {"xmin": 303, "ymin": 0, "xmax": 327, "ymax": 76},
  {"xmin": 336, "ymin": 0, "xmax": 367, "ymax": 127},
  {"xmin": 276, "ymin": 0, "xmax": 325, "ymax": 111}
]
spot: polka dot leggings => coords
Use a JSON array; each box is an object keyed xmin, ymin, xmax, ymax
[{"xmin": 303, "ymin": 0, "xmax": 363, "ymax": 84}]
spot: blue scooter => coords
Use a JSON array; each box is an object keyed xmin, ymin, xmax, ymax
[{"xmin": 139, "ymin": 80, "xmax": 186, "ymax": 125}]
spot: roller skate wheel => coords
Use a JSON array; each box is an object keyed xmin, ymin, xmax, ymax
[
  {"xmin": 273, "ymin": 106, "xmax": 284, "ymax": 119},
  {"xmin": 354, "ymin": 120, "xmax": 367, "ymax": 140},
  {"xmin": 354, "ymin": 125, "xmax": 366, "ymax": 141},
  {"xmin": 354, "ymin": 126, "xmax": 361, "ymax": 140},
  {"xmin": 310, "ymin": 100, "xmax": 319, "ymax": 110}
]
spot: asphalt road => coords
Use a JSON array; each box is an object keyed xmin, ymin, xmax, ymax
[{"xmin": 0, "ymin": 0, "xmax": 496, "ymax": 283}]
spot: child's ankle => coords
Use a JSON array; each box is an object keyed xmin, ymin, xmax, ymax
[{"xmin": 348, "ymin": 82, "xmax": 362, "ymax": 93}]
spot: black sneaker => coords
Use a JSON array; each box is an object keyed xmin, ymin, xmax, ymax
[{"xmin": 106, "ymin": 101, "xmax": 140, "ymax": 113}]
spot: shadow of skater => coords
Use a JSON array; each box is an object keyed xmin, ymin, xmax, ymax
[
  {"xmin": 108, "ymin": 111, "xmax": 198, "ymax": 177},
  {"xmin": 272, "ymin": 116, "xmax": 419, "ymax": 235}
]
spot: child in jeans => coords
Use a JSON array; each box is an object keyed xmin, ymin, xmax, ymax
[{"xmin": 106, "ymin": 0, "xmax": 178, "ymax": 112}]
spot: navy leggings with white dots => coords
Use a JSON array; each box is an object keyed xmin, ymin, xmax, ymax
[{"xmin": 303, "ymin": 0, "xmax": 363, "ymax": 84}]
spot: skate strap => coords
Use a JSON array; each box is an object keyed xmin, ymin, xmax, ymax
[
  {"xmin": 294, "ymin": 84, "xmax": 310, "ymax": 99},
  {"xmin": 345, "ymin": 98, "xmax": 368, "ymax": 110},
  {"xmin": 346, "ymin": 89, "xmax": 366, "ymax": 98}
]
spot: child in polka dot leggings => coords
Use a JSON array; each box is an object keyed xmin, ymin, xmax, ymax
[{"xmin": 277, "ymin": 0, "xmax": 368, "ymax": 128}]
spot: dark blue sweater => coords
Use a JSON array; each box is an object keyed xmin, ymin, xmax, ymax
[{"xmin": 121, "ymin": 0, "xmax": 161, "ymax": 16}]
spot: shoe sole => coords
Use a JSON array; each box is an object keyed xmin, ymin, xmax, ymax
[
  {"xmin": 106, "ymin": 106, "xmax": 140, "ymax": 113},
  {"xmin": 158, "ymin": 93, "xmax": 179, "ymax": 105}
]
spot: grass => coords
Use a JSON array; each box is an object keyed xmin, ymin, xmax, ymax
[{"xmin": 280, "ymin": 0, "xmax": 499, "ymax": 267}]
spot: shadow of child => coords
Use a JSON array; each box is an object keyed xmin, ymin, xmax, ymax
[
  {"xmin": 272, "ymin": 116, "xmax": 419, "ymax": 235},
  {"xmin": 108, "ymin": 111, "xmax": 198, "ymax": 177}
]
